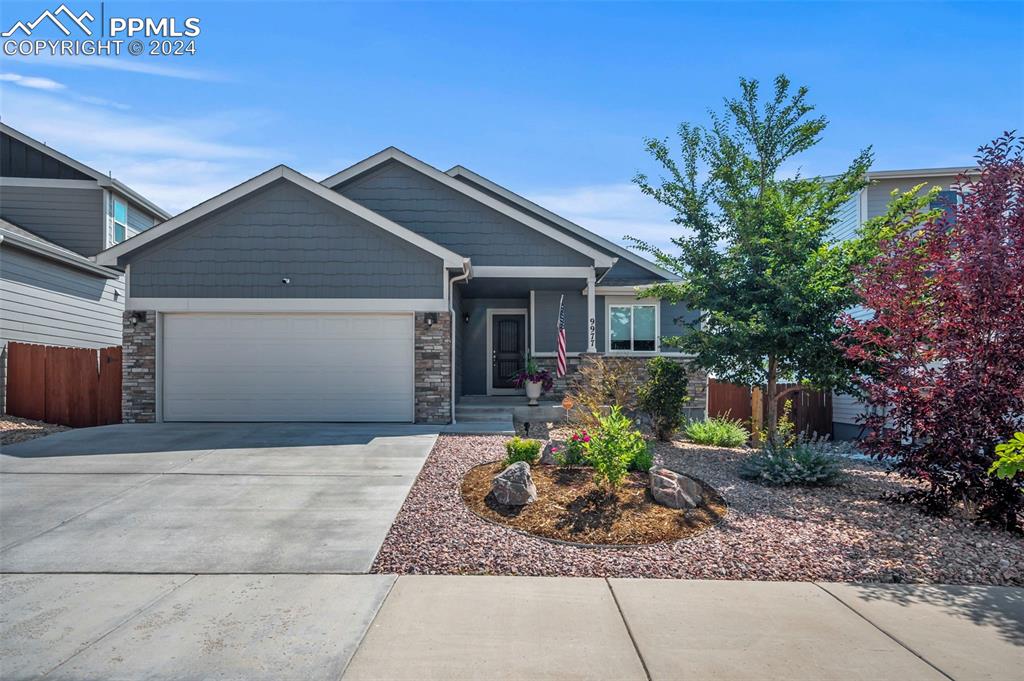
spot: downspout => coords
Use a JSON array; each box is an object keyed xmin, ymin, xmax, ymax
[{"xmin": 448, "ymin": 258, "xmax": 472, "ymax": 424}]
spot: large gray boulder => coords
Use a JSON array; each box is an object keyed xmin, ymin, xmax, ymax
[
  {"xmin": 492, "ymin": 461, "xmax": 538, "ymax": 506},
  {"xmin": 649, "ymin": 467, "xmax": 703, "ymax": 509}
]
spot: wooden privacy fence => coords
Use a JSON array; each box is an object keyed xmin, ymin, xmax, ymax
[
  {"xmin": 708, "ymin": 378, "xmax": 832, "ymax": 438},
  {"xmin": 5, "ymin": 342, "xmax": 122, "ymax": 428}
]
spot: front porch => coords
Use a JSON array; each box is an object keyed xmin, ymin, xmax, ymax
[{"xmin": 452, "ymin": 272, "xmax": 596, "ymax": 401}]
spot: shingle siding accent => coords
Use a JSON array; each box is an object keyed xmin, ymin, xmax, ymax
[
  {"xmin": 336, "ymin": 160, "xmax": 591, "ymax": 267},
  {"xmin": 128, "ymin": 180, "xmax": 444, "ymax": 299},
  {"xmin": 415, "ymin": 311, "xmax": 451, "ymax": 424},
  {"xmin": 0, "ymin": 185, "xmax": 104, "ymax": 256},
  {"xmin": 122, "ymin": 310, "xmax": 156, "ymax": 423}
]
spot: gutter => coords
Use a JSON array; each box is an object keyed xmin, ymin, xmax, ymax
[{"xmin": 448, "ymin": 258, "xmax": 473, "ymax": 424}]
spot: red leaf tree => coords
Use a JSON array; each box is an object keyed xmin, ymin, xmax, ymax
[{"xmin": 840, "ymin": 133, "xmax": 1024, "ymax": 531}]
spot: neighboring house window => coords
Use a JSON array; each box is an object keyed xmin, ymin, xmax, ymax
[
  {"xmin": 609, "ymin": 304, "xmax": 657, "ymax": 352},
  {"xmin": 930, "ymin": 189, "xmax": 959, "ymax": 226},
  {"xmin": 110, "ymin": 197, "xmax": 128, "ymax": 244}
]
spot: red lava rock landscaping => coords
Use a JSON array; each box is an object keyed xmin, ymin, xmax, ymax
[{"xmin": 372, "ymin": 434, "xmax": 1024, "ymax": 583}]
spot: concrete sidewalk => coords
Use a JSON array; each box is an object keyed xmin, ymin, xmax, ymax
[
  {"xmin": 343, "ymin": 577, "xmax": 1023, "ymax": 681},
  {"xmin": 2, "ymin": 575, "xmax": 1020, "ymax": 680}
]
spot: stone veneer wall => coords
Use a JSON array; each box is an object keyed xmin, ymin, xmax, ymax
[
  {"xmin": 415, "ymin": 311, "xmax": 452, "ymax": 424},
  {"xmin": 122, "ymin": 310, "xmax": 157, "ymax": 423},
  {"xmin": 535, "ymin": 353, "xmax": 708, "ymax": 421}
]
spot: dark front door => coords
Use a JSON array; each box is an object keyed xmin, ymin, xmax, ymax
[{"xmin": 491, "ymin": 314, "xmax": 525, "ymax": 390}]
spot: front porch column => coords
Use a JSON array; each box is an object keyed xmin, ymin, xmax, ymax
[{"xmin": 586, "ymin": 269, "xmax": 597, "ymax": 352}]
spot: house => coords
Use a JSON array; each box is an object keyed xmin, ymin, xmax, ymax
[
  {"xmin": 830, "ymin": 165, "xmax": 975, "ymax": 440},
  {"xmin": 0, "ymin": 123, "xmax": 168, "ymax": 409},
  {"xmin": 96, "ymin": 147, "xmax": 707, "ymax": 424}
]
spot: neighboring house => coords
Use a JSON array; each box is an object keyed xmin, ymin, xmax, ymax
[
  {"xmin": 829, "ymin": 166, "xmax": 976, "ymax": 440},
  {"xmin": 97, "ymin": 148, "xmax": 707, "ymax": 424},
  {"xmin": 0, "ymin": 123, "xmax": 168, "ymax": 409}
]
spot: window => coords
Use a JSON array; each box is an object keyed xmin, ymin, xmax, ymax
[
  {"xmin": 110, "ymin": 197, "xmax": 128, "ymax": 244},
  {"xmin": 609, "ymin": 304, "xmax": 657, "ymax": 352},
  {"xmin": 929, "ymin": 190, "xmax": 959, "ymax": 227}
]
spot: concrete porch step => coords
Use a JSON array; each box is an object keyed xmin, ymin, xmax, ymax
[{"xmin": 453, "ymin": 412, "xmax": 515, "ymax": 422}]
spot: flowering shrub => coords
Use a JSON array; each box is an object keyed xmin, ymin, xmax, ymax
[{"xmin": 554, "ymin": 429, "xmax": 590, "ymax": 467}]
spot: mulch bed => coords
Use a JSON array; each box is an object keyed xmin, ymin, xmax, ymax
[
  {"xmin": 371, "ymin": 434, "xmax": 1024, "ymax": 584},
  {"xmin": 0, "ymin": 416, "xmax": 70, "ymax": 446},
  {"xmin": 461, "ymin": 462, "xmax": 726, "ymax": 545}
]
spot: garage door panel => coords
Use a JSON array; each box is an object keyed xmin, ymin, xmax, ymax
[{"xmin": 162, "ymin": 314, "xmax": 416, "ymax": 422}]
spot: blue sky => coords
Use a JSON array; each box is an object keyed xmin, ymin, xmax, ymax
[{"xmin": 1, "ymin": 1, "xmax": 1021, "ymax": 250}]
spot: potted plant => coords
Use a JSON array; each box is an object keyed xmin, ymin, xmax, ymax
[{"xmin": 513, "ymin": 354, "xmax": 554, "ymax": 406}]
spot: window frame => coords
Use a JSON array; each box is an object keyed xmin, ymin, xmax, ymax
[
  {"xmin": 107, "ymin": 195, "xmax": 137, "ymax": 246},
  {"xmin": 607, "ymin": 301, "xmax": 659, "ymax": 354}
]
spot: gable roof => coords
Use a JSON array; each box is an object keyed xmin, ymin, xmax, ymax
[
  {"xmin": 0, "ymin": 122, "xmax": 170, "ymax": 220},
  {"xmin": 95, "ymin": 165, "xmax": 466, "ymax": 268},
  {"xmin": 0, "ymin": 218, "xmax": 118, "ymax": 278},
  {"xmin": 446, "ymin": 165, "xmax": 679, "ymax": 282},
  {"xmin": 321, "ymin": 147, "xmax": 615, "ymax": 269}
]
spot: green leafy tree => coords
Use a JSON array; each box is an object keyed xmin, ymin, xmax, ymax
[{"xmin": 631, "ymin": 75, "xmax": 873, "ymax": 436}]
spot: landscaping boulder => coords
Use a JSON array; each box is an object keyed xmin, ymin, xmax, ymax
[
  {"xmin": 492, "ymin": 461, "xmax": 538, "ymax": 505},
  {"xmin": 540, "ymin": 440, "xmax": 565, "ymax": 465},
  {"xmin": 649, "ymin": 467, "xmax": 703, "ymax": 509}
]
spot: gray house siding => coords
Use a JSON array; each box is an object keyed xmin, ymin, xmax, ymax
[
  {"xmin": 866, "ymin": 176, "xmax": 958, "ymax": 220},
  {"xmin": 1, "ymin": 132, "xmax": 92, "ymax": 180},
  {"xmin": 0, "ymin": 247, "xmax": 124, "ymax": 348},
  {"xmin": 0, "ymin": 185, "xmax": 104, "ymax": 256},
  {"xmin": 128, "ymin": 180, "xmax": 445, "ymax": 299},
  {"xmin": 335, "ymin": 161, "xmax": 591, "ymax": 267},
  {"xmin": 459, "ymin": 297, "xmax": 528, "ymax": 395},
  {"xmin": 533, "ymin": 290, "xmax": 603, "ymax": 353},
  {"xmin": 829, "ymin": 193, "xmax": 861, "ymax": 243},
  {"xmin": 601, "ymin": 258, "xmax": 665, "ymax": 285},
  {"xmin": 533, "ymin": 293, "xmax": 696, "ymax": 354}
]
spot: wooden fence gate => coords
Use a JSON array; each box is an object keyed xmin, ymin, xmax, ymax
[
  {"xmin": 707, "ymin": 379, "xmax": 832, "ymax": 438},
  {"xmin": 5, "ymin": 342, "xmax": 122, "ymax": 428}
]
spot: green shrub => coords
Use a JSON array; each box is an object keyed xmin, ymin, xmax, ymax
[
  {"xmin": 504, "ymin": 437, "xmax": 541, "ymax": 466},
  {"xmin": 553, "ymin": 429, "xmax": 590, "ymax": 467},
  {"xmin": 584, "ymin": 406, "xmax": 648, "ymax": 488},
  {"xmin": 989, "ymin": 432, "xmax": 1024, "ymax": 481},
  {"xmin": 637, "ymin": 357, "xmax": 691, "ymax": 441},
  {"xmin": 739, "ymin": 435, "xmax": 842, "ymax": 486},
  {"xmin": 627, "ymin": 443, "xmax": 654, "ymax": 472},
  {"xmin": 685, "ymin": 417, "xmax": 749, "ymax": 447}
]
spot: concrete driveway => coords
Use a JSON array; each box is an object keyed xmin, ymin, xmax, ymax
[
  {"xmin": 1, "ymin": 423, "xmax": 436, "ymax": 680},
  {"xmin": 1, "ymin": 423, "xmax": 437, "ymax": 573}
]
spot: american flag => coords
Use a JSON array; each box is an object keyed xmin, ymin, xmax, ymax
[{"xmin": 556, "ymin": 294, "xmax": 567, "ymax": 377}]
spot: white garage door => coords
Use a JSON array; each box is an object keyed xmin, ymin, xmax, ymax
[{"xmin": 162, "ymin": 313, "xmax": 415, "ymax": 422}]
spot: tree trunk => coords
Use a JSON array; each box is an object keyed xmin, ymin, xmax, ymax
[{"xmin": 766, "ymin": 355, "xmax": 778, "ymax": 438}]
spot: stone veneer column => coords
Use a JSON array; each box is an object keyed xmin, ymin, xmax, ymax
[
  {"xmin": 414, "ymin": 312, "xmax": 452, "ymax": 424},
  {"xmin": 122, "ymin": 310, "xmax": 157, "ymax": 423}
]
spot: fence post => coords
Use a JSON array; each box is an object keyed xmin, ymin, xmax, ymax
[{"xmin": 750, "ymin": 387, "xmax": 764, "ymax": 445}]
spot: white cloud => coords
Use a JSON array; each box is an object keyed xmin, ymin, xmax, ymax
[
  {"xmin": 524, "ymin": 182, "xmax": 683, "ymax": 254},
  {"xmin": 6, "ymin": 54, "xmax": 224, "ymax": 81},
  {"xmin": 2, "ymin": 88, "xmax": 276, "ymax": 214},
  {"xmin": 0, "ymin": 72, "xmax": 65, "ymax": 90}
]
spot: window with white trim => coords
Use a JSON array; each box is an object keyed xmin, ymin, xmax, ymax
[
  {"xmin": 110, "ymin": 196, "xmax": 128, "ymax": 244},
  {"xmin": 609, "ymin": 304, "xmax": 657, "ymax": 352}
]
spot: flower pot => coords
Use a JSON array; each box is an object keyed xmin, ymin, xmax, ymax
[{"xmin": 525, "ymin": 379, "xmax": 543, "ymax": 406}]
